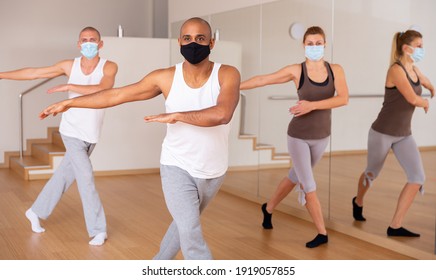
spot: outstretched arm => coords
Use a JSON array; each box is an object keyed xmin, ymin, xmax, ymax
[
  {"xmin": 39, "ymin": 68, "xmax": 170, "ymax": 119},
  {"xmin": 144, "ymin": 65, "xmax": 241, "ymax": 127},
  {"xmin": 240, "ymin": 65, "xmax": 297, "ymax": 90},
  {"xmin": 290, "ymin": 64, "xmax": 349, "ymax": 116},
  {"xmin": 0, "ymin": 60, "xmax": 71, "ymax": 80},
  {"xmin": 47, "ymin": 61, "xmax": 118, "ymax": 95}
]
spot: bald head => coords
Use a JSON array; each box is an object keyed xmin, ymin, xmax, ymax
[{"xmin": 180, "ymin": 17, "xmax": 212, "ymax": 39}]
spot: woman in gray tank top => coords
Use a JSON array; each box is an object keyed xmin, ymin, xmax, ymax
[
  {"xmin": 241, "ymin": 26, "xmax": 349, "ymax": 248},
  {"xmin": 352, "ymin": 30, "xmax": 434, "ymax": 237}
]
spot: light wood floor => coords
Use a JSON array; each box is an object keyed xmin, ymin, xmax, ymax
[
  {"xmin": 223, "ymin": 150, "xmax": 436, "ymax": 259},
  {"xmin": 329, "ymin": 150, "xmax": 436, "ymax": 255},
  {"xmin": 0, "ymin": 163, "xmax": 422, "ymax": 260}
]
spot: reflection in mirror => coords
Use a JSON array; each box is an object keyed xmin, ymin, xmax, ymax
[
  {"xmin": 170, "ymin": 0, "xmax": 436, "ymax": 258},
  {"xmin": 197, "ymin": 1, "xmax": 336, "ymax": 247},
  {"xmin": 331, "ymin": 0, "xmax": 436, "ymax": 257}
]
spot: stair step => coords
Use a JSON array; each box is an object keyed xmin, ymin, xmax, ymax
[
  {"xmin": 273, "ymin": 153, "xmax": 290, "ymax": 160},
  {"xmin": 255, "ymin": 143, "xmax": 274, "ymax": 150},
  {"xmin": 239, "ymin": 133, "xmax": 289, "ymax": 161},
  {"xmin": 52, "ymin": 131, "xmax": 64, "ymax": 147},
  {"xmin": 10, "ymin": 155, "xmax": 50, "ymax": 168},
  {"xmin": 239, "ymin": 134, "xmax": 256, "ymax": 139},
  {"xmin": 9, "ymin": 156, "xmax": 51, "ymax": 180},
  {"xmin": 31, "ymin": 143, "xmax": 65, "ymax": 162},
  {"xmin": 4, "ymin": 127, "xmax": 65, "ymax": 180}
]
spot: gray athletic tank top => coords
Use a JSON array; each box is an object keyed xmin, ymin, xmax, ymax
[
  {"xmin": 371, "ymin": 62, "xmax": 422, "ymax": 136},
  {"xmin": 287, "ymin": 62, "xmax": 335, "ymax": 139}
]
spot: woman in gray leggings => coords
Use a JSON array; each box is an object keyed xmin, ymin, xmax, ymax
[
  {"xmin": 241, "ymin": 26, "xmax": 349, "ymax": 248},
  {"xmin": 353, "ymin": 29, "xmax": 434, "ymax": 237}
]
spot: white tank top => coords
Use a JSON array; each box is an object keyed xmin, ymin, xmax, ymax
[
  {"xmin": 160, "ymin": 62, "xmax": 230, "ymax": 179},
  {"xmin": 59, "ymin": 57, "xmax": 107, "ymax": 143}
]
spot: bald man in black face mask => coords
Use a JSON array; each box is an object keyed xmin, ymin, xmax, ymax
[{"xmin": 40, "ymin": 17, "xmax": 241, "ymax": 259}]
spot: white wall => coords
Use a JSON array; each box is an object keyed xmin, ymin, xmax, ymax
[
  {"xmin": 168, "ymin": 0, "xmax": 278, "ymax": 23},
  {"xmin": 153, "ymin": 0, "xmax": 169, "ymax": 38},
  {"xmin": 94, "ymin": 37, "xmax": 169, "ymax": 171},
  {"xmin": 0, "ymin": 0, "xmax": 154, "ymax": 164}
]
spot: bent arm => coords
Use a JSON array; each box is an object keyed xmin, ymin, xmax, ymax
[
  {"xmin": 0, "ymin": 60, "xmax": 71, "ymax": 80},
  {"xmin": 290, "ymin": 64, "xmax": 349, "ymax": 116},
  {"xmin": 240, "ymin": 65, "xmax": 297, "ymax": 90},
  {"xmin": 390, "ymin": 66, "xmax": 428, "ymax": 108},
  {"xmin": 311, "ymin": 64, "xmax": 349, "ymax": 109},
  {"xmin": 49, "ymin": 61, "xmax": 118, "ymax": 95},
  {"xmin": 414, "ymin": 66, "xmax": 434, "ymax": 98},
  {"xmin": 145, "ymin": 65, "xmax": 241, "ymax": 127}
]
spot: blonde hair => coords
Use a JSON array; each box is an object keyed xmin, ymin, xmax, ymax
[
  {"xmin": 390, "ymin": 30, "xmax": 422, "ymax": 65},
  {"xmin": 303, "ymin": 26, "xmax": 326, "ymax": 43}
]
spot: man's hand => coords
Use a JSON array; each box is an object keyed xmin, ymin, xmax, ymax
[
  {"xmin": 39, "ymin": 100, "xmax": 70, "ymax": 119},
  {"xmin": 144, "ymin": 113, "xmax": 178, "ymax": 124}
]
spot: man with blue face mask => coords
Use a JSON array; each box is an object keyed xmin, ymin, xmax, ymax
[{"xmin": 0, "ymin": 27, "xmax": 118, "ymax": 246}]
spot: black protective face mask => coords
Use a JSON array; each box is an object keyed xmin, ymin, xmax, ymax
[{"xmin": 180, "ymin": 42, "xmax": 211, "ymax": 64}]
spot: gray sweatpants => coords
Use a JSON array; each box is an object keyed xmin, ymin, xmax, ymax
[
  {"xmin": 363, "ymin": 128, "xmax": 425, "ymax": 191},
  {"xmin": 287, "ymin": 135, "xmax": 330, "ymax": 205},
  {"xmin": 153, "ymin": 164, "xmax": 225, "ymax": 260},
  {"xmin": 31, "ymin": 134, "xmax": 106, "ymax": 237}
]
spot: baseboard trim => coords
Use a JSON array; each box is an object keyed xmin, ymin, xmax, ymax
[{"xmin": 94, "ymin": 168, "xmax": 160, "ymax": 177}]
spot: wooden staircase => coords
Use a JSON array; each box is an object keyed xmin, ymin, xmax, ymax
[
  {"xmin": 239, "ymin": 134, "xmax": 290, "ymax": 161},
  {"xmin": 2, "ymin": 129, "xmax": 289, "ymax": 180},
  {"xmin": 4, "ymin": 127, "xmax": 65, "ymax": 180}
]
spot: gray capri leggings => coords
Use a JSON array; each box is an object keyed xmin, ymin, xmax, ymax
[
  {"xmin": 287, "ymin": 135, "xmax": 330, "ymax": 205},
  {"xmin": 363, "ymin": 128, "xmax": 425, "ymax": 192}
]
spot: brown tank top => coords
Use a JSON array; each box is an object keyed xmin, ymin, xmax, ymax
[
  {"xmin": 371, "ymin": 62, "xmax": 422, "ymax": 136},
  {"xmin": 287, "ymin": 62, "xmax": 335, "ymax": 139}
]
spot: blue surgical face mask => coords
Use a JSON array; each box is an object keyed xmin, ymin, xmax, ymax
[
  {"xmin": 80, "ymin": 42, "xmax": 99, "ymax": 59},
  {"xmin": 409, "ymin": 46, "xmax": 425, "ymax": 63},
  {"xmin": 305, "ymin": 45, "xmax": 324, "ymax": 61}
]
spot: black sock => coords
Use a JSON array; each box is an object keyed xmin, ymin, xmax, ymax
[
  {"xmin": 387, "ymin": 226, "xmax": 420, "ymax": 237},
  {"xmin": 306, "ymin": 234, "xmax": 328, "ymax": 248},
  {"xmin": 261, "ymin": 203, "xmax": 273, "ymax": 229},
  {"xmin": 352, "ymin": 197, "xmax": 366, "ymax": 221}
]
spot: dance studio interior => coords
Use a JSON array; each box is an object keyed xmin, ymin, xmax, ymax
[{"xmin": 0, "ymin": 0, "xmax": 435, "ymax": 260}]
